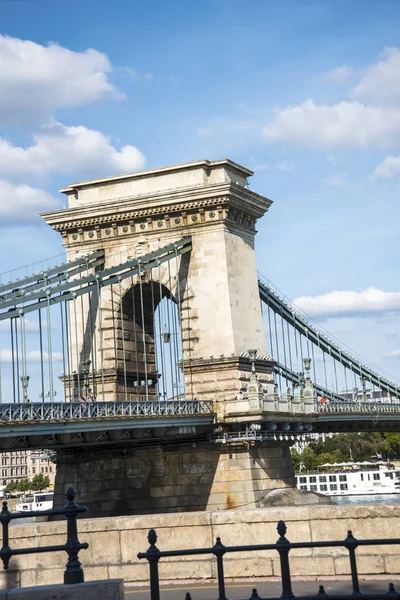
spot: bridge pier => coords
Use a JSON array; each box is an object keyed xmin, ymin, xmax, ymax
[{"xmin": 53, "ymin": 441, "xmax": 294, "ymax": 517}]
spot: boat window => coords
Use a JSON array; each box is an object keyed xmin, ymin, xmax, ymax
[
  {"xmin": 309, "ymin": 485, "xmax": 317, "ymax": 492},
  {"xmin": 329, "ymin": 484, "xmax": 337, "ymax": 491},
  {"xmin": 309, "ymin": 476, "xmax": 317, "ymax": 483},
  {"xmin": 373, "ymin": 473, "xmax": 380, "ymax": 481},
  {"xmin": 319, "ymin": 476, "xmax": 327, "ymax": 483},
  {"xmin": 320, "ymin": 484, "xmax": 327, "ymax": 491},
  {"xmin": 340, "ymin": 483, "xmax": 348, "ymax": 491},
  {"xmin": 299, "ymin": 477, "xmax": 307, "ymax": 484},
  {"xmin": 35, "ymin": 493, "xmax": 53, "ymax": 503},
  {"xmin": 385, "ymin": 473, "xmax": 393, "ymax": 479},
  {"xmin": 360, "ymin": 474, "xmax": 364, "ymax": 481},
  {"xmin": 339, "ymin": 475, "xmax": 347, "ymax": 482},
  {"xmin": 329, "ymin": 475, "xmax": 336, "ymax": 482},
  {"xmin": 300, "ymin": 485, "xmax": 307, "ymax": 491}
]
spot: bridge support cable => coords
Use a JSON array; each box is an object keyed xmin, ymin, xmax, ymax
[
  {"xmin": 0, "ymin": 238, "xmax": 192, "ymax": 321},
  {"xmin": 0, "ymin": 250, "xmax": 104, "ymax": 300},
  {"xmin": 259, "ymin": 277, "xmax": 400, "ymax": 402},
  {"xmin": 119, "ymin": 278, "xmax": 128, "ymax": 403},
  {"xmin": 131, "ymin": 277, "xmax": 140, "ymax": 403},
  {"xmin": 156, "ymin": 268, "xmax": 166, "ymax": 402},
  {"xmin": 0, "ymin": 239, "xmax": 190, "ymax": 404},
  {"xmin": 175, "ymin": 245, "xmax": 185, "ymax": 404}
]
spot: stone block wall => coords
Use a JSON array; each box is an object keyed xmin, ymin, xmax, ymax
[
  {"xmin": 54, "ymin": 441, "xmax": 294, "ymax": 517},
  {"xmin": 2, "ymin": 504, "xmax": 400, "ymax": 588}
]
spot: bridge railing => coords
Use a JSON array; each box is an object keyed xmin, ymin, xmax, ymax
[
  {"xmin": 138, "ymin": 520, "xmax": 400, "ymax": 600},
  {"xmin": 0, "ymin": 400, "xmax": 215, "ymax": 423},
  {"xmin": 0, "ymin": 487, "xmax": 88, "ymax": 584},
  {"xmin": 317, "ymin": 401, "xmax": 400, "ymax": 414}
]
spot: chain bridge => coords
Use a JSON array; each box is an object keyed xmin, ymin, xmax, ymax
[{"xmin": 1, "ymin": 159, "xmax": 399, "ymax": 516}]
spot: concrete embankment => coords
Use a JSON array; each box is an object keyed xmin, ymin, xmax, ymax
[{"xmin": 2, "ymin": 504, "xmax": 399, "ymax": 588}]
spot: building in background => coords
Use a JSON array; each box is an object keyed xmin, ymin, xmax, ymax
[{"xmin": 0, "ymin": 450, "xmax": 56, "ymax": 491}]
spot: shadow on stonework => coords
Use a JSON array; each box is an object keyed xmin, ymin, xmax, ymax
[{"xmin": 0, "ymin": 557, "xmax": 20, "ymax": 589}]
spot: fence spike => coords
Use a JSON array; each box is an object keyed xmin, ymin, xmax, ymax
[
  {"xmin": 249, "ymin": 588, "xmax": 262, "ymax": 599},
  {"xmin": 317, "ymin": 584, "xmax": 328, "ymax": 597},
  {"xmin": 386, "ymin": 582, "xmax": 400, "ymax": 599},
  {"xmin": 185, "ymin": 593, "xmax": 192, "ymax": 600},
  {"xmin": 277, "ymin": 520, "xmax": 287, "ymax": 539}
]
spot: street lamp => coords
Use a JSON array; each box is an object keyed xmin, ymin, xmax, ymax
[
  {"xmin": 247, "ymin": 349, "xmax": 257, "ymax": 373},
  {"xmin": 20, "ymin": 375, "xmax": 30, "ymax": 404},
  {"xmin": 80, "ymin": 359, "xmax": 91, "ymax": 397},
  {"xmin": 303, "ymin": 358, "xmax": 311, "ymax": 381}
]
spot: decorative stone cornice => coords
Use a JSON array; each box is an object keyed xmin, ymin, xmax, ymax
[{"xmin": 42, "ymin": 183, "xmax": 272, "ymax": 233}]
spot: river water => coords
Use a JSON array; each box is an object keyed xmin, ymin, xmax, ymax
[{"xmin": 332, "ymin": 494, "xmax": 400, "ymax": 505}]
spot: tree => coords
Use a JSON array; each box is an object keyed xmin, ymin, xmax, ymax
[
  {"xmin": 334, "ymin": 433, "xmax": 385, "ymax": 462},
  {"xmin": 300, "ymin": 447, "xmax": 318, "ymax": 471},
  {"xmin": 31, "ymin": 474, "xmax": 50, "ymax": 492},
  {"xmin": 291, "ymin": 448, "xmax": 301, "ymax": 472},
  {"xmin": 4, "ymin": 481, "xmax": 17, "ymax": 495},
  {"xmin": 316, "ymin": 452, "xmax": 334, "ymax": 468},
  {"xmin": 384, "ymin": 433, "xmax": 400, "ymax": 458},
  {"xmin": 17, "ymin": 479, "xmax": 31, "ymax": 494}
]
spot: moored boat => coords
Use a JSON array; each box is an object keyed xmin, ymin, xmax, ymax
[{"xmin": 295, "ymin": 463, "xmax": 400, "ymax": 496}]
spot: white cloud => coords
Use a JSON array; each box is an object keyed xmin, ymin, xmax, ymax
[
  {"xmin": 276, "ymin": 161, "xmax": 293, "ymax": 172},
  {"xmin": 198, "ymin": 127, "xmax": 213, "ymax": 138},
  {"xmin": 388, "ymin": 350, "xmax": 400, "ymax": 358},
  {"xmin": 0, "ymin": 122, "xmax": 146, "ymax": 180},
  {"xmin": 373, "ymin": 155, "xmax": 400, "ymax": 179},
  {"xmin": 262, "ymin": 47, "xmax": 400, "ymax": 150},
  {"xmin": 351, "ymin": 47, "xmax": 400, "ymax": 106},
  {"xmin": 323, "ymin": 65, "xmax": 352, "ymax": 84},
  {"xmin": 262, "ymin": 99, "xmax": 400, "ymax": 149},
  {"xmin": 0, "ymin": 180, "xmax": 59, "ymax": 223},
  {"xmin": 0, "ymin": 350, "xmax": 63, "ymax": 362},
  {"xmin": 250, "ymin": 161, "xmax": 293, "ymax": 173},
  {"xmin": 327, "ymin": 171, "xmax": 348, "ymax": 187},
  {"xmin": 293, "ymin": 287, "xmax": 400, "ymax": 318},
  {"xmin": 0, "ymin": 35, "xmax": 121, "ymax": 123},
  {"xmin": 0, "ymin": 320, "xmax": 40, "ymax": 333}
]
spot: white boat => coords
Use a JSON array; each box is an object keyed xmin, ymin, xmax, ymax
[
  {"xmin": 16, "ymin": 492, "xmax": 54, "ymax": 512},
  {"xmin": 295, "ymin": 464, "xmax": 400, "ymax": 496}
]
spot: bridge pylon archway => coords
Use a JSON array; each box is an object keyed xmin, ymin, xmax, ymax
[
  {"xmin": 42, "ymin": 159, "xmax": 297, "ymax": 517},
  {"xmin": 43, "ymin": 159, "xmax": 275, "ymax": 413}
]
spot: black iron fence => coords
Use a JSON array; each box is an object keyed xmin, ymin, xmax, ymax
[
  {"xmin": 138, "ymin": 520, "xmax": 400, "ymax": 600},
  {"xmin": 0, "ymin": 487, "xmax": 88, "ymax": 584}
]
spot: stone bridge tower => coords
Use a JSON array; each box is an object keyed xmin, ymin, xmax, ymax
[
  {"xmin": 43, "ymin": 159, "xmax": 274, "ymax": 413},
  {"xmin": 43, "ymin": 160, "xmax": 295, "ymax": 517}
]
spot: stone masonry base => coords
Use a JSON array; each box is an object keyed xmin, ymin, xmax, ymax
[
  {"xmin": 2, "ymin": 505, "xmax": 399, "ymax": 588},
  {"xmin": 53, "ymin": 441, "xmax": 294, "ymax": 517}
]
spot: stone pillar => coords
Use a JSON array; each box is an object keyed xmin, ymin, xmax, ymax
[
  {"xmin": 42, "ymin": 159, "xmax": 274, "ymax": 405},
  {"xmin": 53, "ymin": 441, "xmax": 295, "ymax": 517}
]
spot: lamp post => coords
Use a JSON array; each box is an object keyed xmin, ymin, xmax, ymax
[
  {"xmin": 247, "ymin": 348, "xmax": 257, "ymax": 373},
  {"xmin": 80, "ymin": 359, "xmax": 91, "ymax": 398},
  {"xmin": 20, "ymin": 375, "xmax": 30, "ymax": 404},
  {"xmin": 361, "ymin": 375, "xmax": 367, "ymax": 402},
  {"xmin": 303, "ymin": 358, "xmax": 311, "ymax": 382}
]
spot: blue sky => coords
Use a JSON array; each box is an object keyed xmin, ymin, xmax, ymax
[{"xmin": 0, "ymin": 0, "xmax": 400, "ymax": 384}]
